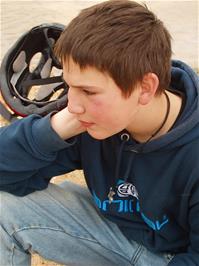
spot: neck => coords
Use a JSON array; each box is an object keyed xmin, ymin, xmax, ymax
[{"xmin": 127, "ymin": 90, "xmax": 182, "ymax": 143}]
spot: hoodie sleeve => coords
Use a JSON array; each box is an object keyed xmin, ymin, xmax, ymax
[
  {"xmin": 0, "ymin": 114, "xmax": 82, "ymax": 196},
  {"xmin": 168, "ymin": 180, "xmax": 199, "ymax": 266}
]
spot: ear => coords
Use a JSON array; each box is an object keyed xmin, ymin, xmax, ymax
[{"xmin": 138, "ymin": 73, "xmax": 159, "ymax": 105}]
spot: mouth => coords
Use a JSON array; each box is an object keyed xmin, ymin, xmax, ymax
[{"xmin": 79, "ymin": 120, "xmax": 95, "ymax": 128}]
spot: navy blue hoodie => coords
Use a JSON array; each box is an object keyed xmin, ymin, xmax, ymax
[{"xmin": 0, "ymin": 60, "xmax": 199, "ymax": 265}]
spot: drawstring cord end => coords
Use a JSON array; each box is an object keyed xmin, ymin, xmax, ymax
[{"xmin": 108, "ymin": 187, "xmax": 116, "ymax": 204}]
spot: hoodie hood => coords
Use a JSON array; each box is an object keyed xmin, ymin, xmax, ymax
[{"xmin": 124, "ymin": 60, "xmax": 199, "ymax": 153}]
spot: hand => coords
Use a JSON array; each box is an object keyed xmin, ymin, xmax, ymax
[{"xmin": 50, "ymin": 107, "xmax": 86, "ymax": 140}]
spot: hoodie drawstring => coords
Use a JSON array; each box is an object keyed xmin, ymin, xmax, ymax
[{"xmin": 108, "ymin": 133, "xmax": 137, "ymax": 203}]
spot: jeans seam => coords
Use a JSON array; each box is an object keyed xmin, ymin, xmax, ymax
[
  {"xmin": 11, "ymin": 226, "xmax": 132, "ymax": 264},
  {"xmin": 130, "ymin": 244, "xmax": 144, "ymax": 265},
  {"xmin": 11, "ymin": 243, "xmax": 14, "ymax": 266},
  {"xmin": 11, "ymin": 226, "xmax": 99, "ymax": 244}
]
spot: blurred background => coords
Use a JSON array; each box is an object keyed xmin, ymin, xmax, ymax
[{"xmin": 1, "ymin": 0, "xmax": 198, "ymax": 68}]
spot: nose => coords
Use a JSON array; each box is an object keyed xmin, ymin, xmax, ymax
[{"xmin": 67, "ymin": 87, "xmax": 85, "ymax": 114}]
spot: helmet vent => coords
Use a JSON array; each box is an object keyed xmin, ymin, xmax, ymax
[
  {"xmin": 29, "ymin": 52, "xmax": 43, "ymax": 73},
  {"xmin": 41, "ymin": 58, "xmax": 52, "ymax": 78},
  {"xmin": 13, "ymin": 51, "xmax": 26, "ymax": 73}
]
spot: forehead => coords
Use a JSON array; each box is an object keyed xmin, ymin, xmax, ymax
[{"xmin": 62, "ymin": 58, "xmax": 116, "ymax": 89}]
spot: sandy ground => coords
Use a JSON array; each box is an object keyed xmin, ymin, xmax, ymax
[
  {"xmin": 1, "ymin": 0, "xmax": 198, "ymax": 69},
  {"xmin": 0, "ymin": 1, "xmax": 198, "ymax": 265}
]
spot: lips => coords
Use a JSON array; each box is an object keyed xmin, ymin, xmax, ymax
[{"xmin": 79, "ymin": 120, "xmax": 94, "ymax": 128}]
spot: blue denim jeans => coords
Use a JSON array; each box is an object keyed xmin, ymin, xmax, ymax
[{"xmin": 0, "ymin": 181, "xmax": 173, "ymax": 266}]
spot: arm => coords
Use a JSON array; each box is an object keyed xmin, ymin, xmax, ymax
[
  {"xmin": 0, "ymin": 108, "xmax": 86, "ymax": 196},
  {"xmin": 168, "ymin": 180, "xmax": 199, "ymax": 266}
]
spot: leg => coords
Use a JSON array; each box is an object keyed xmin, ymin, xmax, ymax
[
  {"xmin": 0, "ymin": 181, "xmax": 134, "ymax": 266},
  {"xmin": 0, "ymin": 181, "xmax": 171, "ymax": 266}
]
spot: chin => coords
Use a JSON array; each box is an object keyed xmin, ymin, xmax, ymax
[
  {"xmin": 86, "ymin": 128, "xmax": 116, "ymax": 140},
  {"xmin": 87, "ymin": 132, "xmax": 108, "ymax": 140}
]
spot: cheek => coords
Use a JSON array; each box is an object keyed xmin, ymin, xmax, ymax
[
  {"xmin": 88, "ymin": 99, "xmax": 113, "ymax": 121},
  {"xmin": 89, "ymin": 105, "xmax": 107, "ymax": 120},
  {"xmin": 88, "ymin": 98, "xmax": 126, "ymax": 126}
]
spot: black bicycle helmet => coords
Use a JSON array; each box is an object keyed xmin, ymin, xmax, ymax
[{"xmin": 0, "ymin": 23, "xmax": 68, "ymax": 121}]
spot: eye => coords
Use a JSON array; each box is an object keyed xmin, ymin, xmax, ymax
[{"xmin": 83, "ymin": 89, "xmax": 96, "ymax": 96}]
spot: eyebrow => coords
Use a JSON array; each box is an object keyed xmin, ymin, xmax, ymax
[
  {"xmin": 63, "ymin": 80, "xmax": 100, "ymax": 90},
  {"xmin": 69, "ymin": 85, "xmax": 97, "ymax": 89},
  {"xmin": 62, "ymin": 74, "xmax": 103, "ymax": 90}
]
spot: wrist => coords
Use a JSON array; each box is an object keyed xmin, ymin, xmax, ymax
[{"xmin": 50, "ymin": 108, "xmax": 85, "ymax": 140}]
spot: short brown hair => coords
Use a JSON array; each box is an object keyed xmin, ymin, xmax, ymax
[{"xmin": 55, "ymin": 0, "xmax": 172, "ymax": 96}]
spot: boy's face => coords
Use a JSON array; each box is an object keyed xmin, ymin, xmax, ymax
[{"xmin": 63, "ymin": 58, "xmax": 141, "ymax": 139}]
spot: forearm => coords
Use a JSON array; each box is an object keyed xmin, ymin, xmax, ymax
[
  {"xmin": 169, "ymin": 190, "xmax": 199, "ymax": 266},
  {"xmin": 0, "ymin": 114, "xmax": 79, "ymax": 187}
]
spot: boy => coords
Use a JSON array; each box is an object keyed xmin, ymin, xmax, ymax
[{"xmin": 0, "ymin": 0, "xmax": 199, "ymax": 265}]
